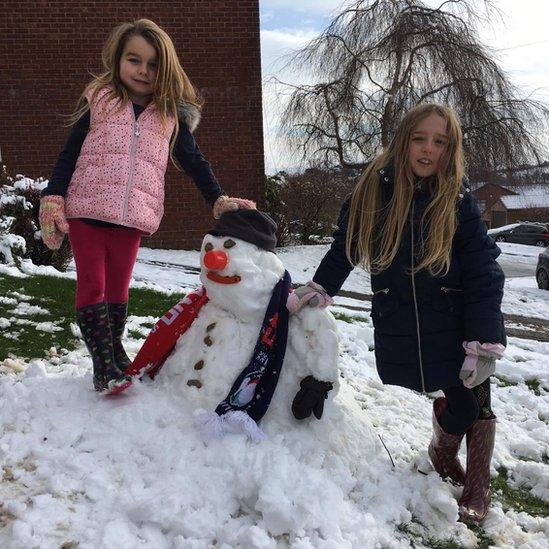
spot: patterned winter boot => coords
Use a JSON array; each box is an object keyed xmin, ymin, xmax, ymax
[
  {"xmin": 76, "ymin": 302, "xmax": 131, "ymax": 393},
  {"xmin": 107, "ymin": 302, "xmax": 131, "ymax": 372},
  {"xmin": 428, "ymin": 397, "xmax": 466, "ymax": 485},
  {"xmin": 458, "ymin": 416, "xmax": 496, "ymax": 524}
]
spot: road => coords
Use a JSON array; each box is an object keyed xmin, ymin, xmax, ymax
[
  {"xmin": 132, "ymin": 251, "xmax": 547, "ymax": 341},
  {"xmin": 498, "ymin": 256, "xmax": 537, "ymax": 278}
]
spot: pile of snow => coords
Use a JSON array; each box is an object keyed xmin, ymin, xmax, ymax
[
  {"xmin": 0, "ymin": 225, "xmax": 548, "ymax": 547},
  {"xmin": 1, "ymin": 330, "xmax": 548, "ymax": 547},
  {"xmin": 0, "ymin": 175, "xmax": 46, "ymax": 265},
  {"xmin": 0, "ymin": 233, "xmax": 25, "ymax": 264}
]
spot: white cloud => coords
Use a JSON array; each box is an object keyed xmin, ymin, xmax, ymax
[
  {"xmin": 261, "ymin": 9, "xmax": 275, "ymax": 23},
  {"xmin": 261, "ymin": 28, "xmax": 319, "ymax": 77},
  {"xmin": 479, "ymin": 0, "xmax": 549, "ymax": 100},
  {"xmin": 261, "ymin": 28, "xmax": 324, "ymax": 173}
]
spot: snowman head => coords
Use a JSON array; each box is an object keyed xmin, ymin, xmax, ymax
[{"xmin": 200, "ymin": 209, "xmax": 285, "ymax": 321}]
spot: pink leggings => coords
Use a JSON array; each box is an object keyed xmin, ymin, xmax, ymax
[{"xmin": 68, "ymin": 219, "xmax": 142, "ymax": 308}]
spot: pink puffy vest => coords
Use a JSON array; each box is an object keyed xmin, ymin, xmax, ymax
[{"xmin": 65, "ymin": 87, "xmax": 176, "ymax": 235}]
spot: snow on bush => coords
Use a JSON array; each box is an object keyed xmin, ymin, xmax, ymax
[
  {"xmin": 0, "ymin": 165, "xmax": 72, "ymax": 271},
  {"xmin": 0, "ymin": 232, "xmax": 26, "ymax": 264}
]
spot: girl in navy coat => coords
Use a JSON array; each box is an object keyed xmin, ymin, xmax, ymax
[{"xmin": 288, "ymin": 104, "xmax": 506, "ymax": 524}]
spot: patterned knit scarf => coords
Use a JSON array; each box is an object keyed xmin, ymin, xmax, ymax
[{"xmin": 195, "ymin": 270, "xmax": 291, "ymax": 441}]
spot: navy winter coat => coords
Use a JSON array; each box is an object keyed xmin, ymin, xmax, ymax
[{"xmin": 313, "ymin": 165, "xmax": 506, "ymax": 393}]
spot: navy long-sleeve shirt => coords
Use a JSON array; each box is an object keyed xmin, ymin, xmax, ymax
[{"xmin": 44, "ymin": 103, "xmax": 224, "ymax": 225}]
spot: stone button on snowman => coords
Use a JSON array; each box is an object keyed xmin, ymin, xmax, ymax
[{"xmin": 158, "ymin": 208, "xmax": 339, "ymax": 440}]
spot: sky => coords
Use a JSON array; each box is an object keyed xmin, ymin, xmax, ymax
[{"xmin": 259, "ymin": 0, "xmax": 549, "ymax": 174}]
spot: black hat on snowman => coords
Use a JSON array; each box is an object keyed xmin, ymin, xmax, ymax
[{"xmin": 208, "ymin": 208, "xmax": 278, "ymax": 252}]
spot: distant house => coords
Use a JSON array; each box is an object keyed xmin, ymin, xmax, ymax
[{"xmin": 472, "ymin": 182, "xmax": 549, "ymax": 228}]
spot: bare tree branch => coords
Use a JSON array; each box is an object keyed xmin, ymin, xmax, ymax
[{"xmin": 277, "ymin": 0, "xmax": 549, "ymax": 177}]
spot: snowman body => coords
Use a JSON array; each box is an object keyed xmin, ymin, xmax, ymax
[{"xmin": 160, "ymin": 234, "xmax": 339, "ymax": 431}]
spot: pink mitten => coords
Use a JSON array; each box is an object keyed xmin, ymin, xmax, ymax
[
  {"xmin": 213, "ymin": 196, "xmax": 257, "ymax": 219},
  {"xmin": 287, "ymin": 281, "xmax": 334, "ymax": 313},
  {"xmin": 460, "ymin": 341, "xmax": 505, "ymax": 388},
  {"xmin": 39, "ymin": 195, "xmax": 69, "ymax": 250}
]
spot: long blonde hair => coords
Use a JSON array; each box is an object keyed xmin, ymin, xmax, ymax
[
  {"xmin": 68, "ymin": 18, "xmax": 201, "ymax": 155},
  {"xmin": 346, "ymin": 103, "xmax": 465, "ymax": 276}
]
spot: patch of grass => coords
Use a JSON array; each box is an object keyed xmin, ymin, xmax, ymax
[
  {"xmin": 421, "ymin": 537, "xmax": 466, "ymax": 549},
  {"xmin": 332, "ymin": 311, "xmax": 366, "ymax": 323},
  {"xmin": 517, "ymin": 454, "xmax": 549, "ymax": 465},
  {"xmin": 524, "ymin": 379, "xmax": 544, "ymax": 396},
  {"xmin": 493, "ymin": 376, "xmax": 517, "ymax": 388},
  {"xmin": 397, "ymin": 519, "xmax": 493, "ymax": 549},
  {"xmin": 0, "ymin": 273, "xmax": 184, "ymax": 361},
  {"xmin": 127, "ymin": 329, "xmax": 147, "ymax": 340},
  {"xmin": 129, "ymin": 286, "xmax": 185, "ymax": 319},
  {"xmin": 492, "ymin": 467, "xmax": 548, "ymax": 517},
  {"xmin": 0, "ymin": 274, "xmax": 76, "ymax": 360},
  {"xmin": 465, "ymin": 525, "xmax": 496, "ymax": 549}
]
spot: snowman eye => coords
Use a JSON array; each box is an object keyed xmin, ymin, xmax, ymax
[
  {"xmin": 224, "ymin": 239, "xmax": 236, "ymax": 249},
  {"xmin": 204, "ymin": 242, "xmax": 213, "ymax": 252}
]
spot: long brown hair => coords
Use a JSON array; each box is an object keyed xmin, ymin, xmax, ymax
[
  {"xmin": 346, "ymin": 103, "xmax": 465, "ymax": 276},
  {"xmin": 68, "ymin": 19, "xmax": 201, "ymax": 155}
]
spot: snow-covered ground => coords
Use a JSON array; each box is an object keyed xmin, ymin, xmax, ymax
[
  {"xmin": 2, "ymin": 241, "xmax": 547, "ymax": 320},
  {"xmin": 0, "ymin": 242, "xmax": 548, "ymax": 548}
]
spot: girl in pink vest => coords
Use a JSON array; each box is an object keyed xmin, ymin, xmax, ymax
[{"xmin": 39, "ymin": 19, "xmax": 254, "ymax": 394}]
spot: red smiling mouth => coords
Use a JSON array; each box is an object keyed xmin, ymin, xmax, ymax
[{"xmin": 206, "ymin": 271, "xmax": 241, "ymax": 284}]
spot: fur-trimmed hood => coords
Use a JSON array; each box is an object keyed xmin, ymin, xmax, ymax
[
  {"xmin": 88, "ymin": 86, "xmax": 202, "ymax": 133},
  {"xmin": 177, "ymin": 101, "xmax": 201, "ymax": 133}
]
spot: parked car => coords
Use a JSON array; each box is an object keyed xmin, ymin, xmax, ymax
[
  {"xmin": 537, "ymin": 247, "xmax": 549, "ymax": 290},
  {"xmin": 490, "ymin": 222, "xmax": 549, "ymax": 247}
]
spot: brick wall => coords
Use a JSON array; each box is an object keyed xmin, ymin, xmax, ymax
[{"xmin": 0, "ymin": 1, "xmax": 264, "ymax": 249}]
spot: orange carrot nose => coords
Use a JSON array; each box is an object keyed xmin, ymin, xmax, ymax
[{"xmin": 203, "ymin": 250, "xmax": 228, "ymax": 270}]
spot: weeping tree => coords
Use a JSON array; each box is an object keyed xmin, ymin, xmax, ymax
[{"xmin": 279, "ymin": 0, "xmax": 549, "ymax": 179}]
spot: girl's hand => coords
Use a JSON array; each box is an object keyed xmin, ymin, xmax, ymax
[
  {"xmin": 459, "ymin": 341, "xmax": 505, "ymax": 388},
  {"xmin": 287, "ymin": 281, "xmax": 334, "ymax": 313},
  {"xmin": 39, "ymin": 195, "xmax": 69, "ymax": 250},
  {"xmin": 213, "ymin": 195, "xmax": 256, "ymax": 219}
]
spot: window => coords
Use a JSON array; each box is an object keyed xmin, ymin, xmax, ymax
[
  {"xmin": 522, "ymin": 223, "xmax": 542, "ymax": 231},
  {"xmin": 520, "ymin": 224, "xmax": 544, "ymax": 233}
]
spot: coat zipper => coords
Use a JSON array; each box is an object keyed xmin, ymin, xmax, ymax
[
  {"xmin": 410, "ymin": 200, "xmax": 426, "ymax": 393},
  {"xmin": 121, "ymin": 116, "xmax": 141, "ymax": 223},
  {"xmin": 374, "ymin": 288, "xmax": 390, "ymax": 295},
  {"xmin": 440, "ymin": 286, "xmax": 462, "ymax": 312}
]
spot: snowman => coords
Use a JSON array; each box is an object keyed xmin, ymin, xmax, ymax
[{"xmin": 156, "ymin": 209, "xmax": 340, "ymax": 440}]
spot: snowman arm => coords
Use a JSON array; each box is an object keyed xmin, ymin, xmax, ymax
[{"xmin": 290, "ymin": 307, "xmax": 339, "ymax": 384}]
